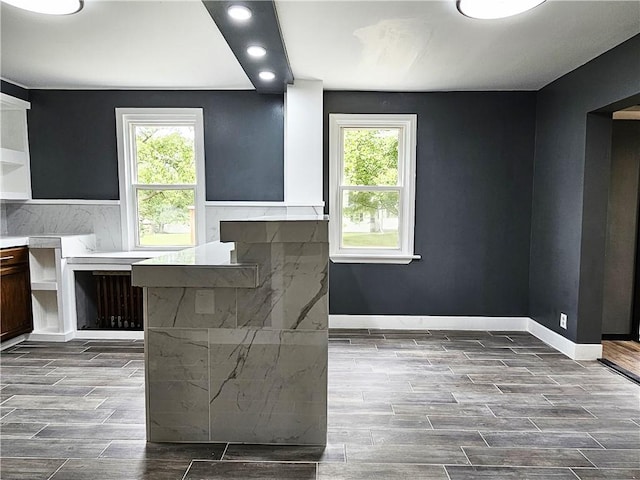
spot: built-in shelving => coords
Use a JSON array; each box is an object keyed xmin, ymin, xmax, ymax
[
  {"xmin": 31, "ymin": 281, "xmax": 58, "ymax": 291},
  {"xmin": 27, "ymin": 234, "xmax": 97, "ymax": 341},
  {"xmin": 1, "ymin": 93, "xmax": 31, "ymax": 200},
  {"xmin": 29, "ymin": 246, "xmax": 63, "ymax": 335}
]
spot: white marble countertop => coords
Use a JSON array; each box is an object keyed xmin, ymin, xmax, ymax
[
  {"xmin": 0, "ymin": 236, "xmax": 29, "ymax": 249},
  {"xmin": 67, "ymin": 250, "xmax": 168, "ymax": 265},
  {"xmin": 220, "ymin": 216, "xmax": 329, "ymax": 244},
  {"xmin": 1, "ymin": 234, "xmax": 95, "ymax": 255},
  {"xmin": 136, "ymin": 241, "xmax": 235, "ymax": 267},
  {"xmin": 131, "ymin": 241, "xmax": 258, "ymax": 288}
]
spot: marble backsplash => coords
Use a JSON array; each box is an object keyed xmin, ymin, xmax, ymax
[
  {"xmin": 2, "ymin": 202, "xmax": 317, "ymax": 252},
  {"xmin": 0, "ymin": 203, "xmax": 7, "ymax": 236},
  {"xmin": 3, "ymin": 202, "xmax": 122, "ymax": 251}
]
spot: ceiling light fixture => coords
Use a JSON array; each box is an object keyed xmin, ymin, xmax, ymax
[
  {"xmin": 247, "ymin": 46, "xmax": 267, "ymax": 58},
  {"xmin": 227, "ymin": 4, "xmax": 252, "ymax": 21},
  {"xmin": 457, "ymin": 0, "xmax": 546, "ymax": 19},
  {"xmin": 1, "ymin": 0, "xmax": 83, "ymax": 15},
  {"xmin": 259, "ymin": 71, "xmax": 275, "ymax": 81}
]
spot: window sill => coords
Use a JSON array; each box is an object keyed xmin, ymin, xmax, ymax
[{"xmin": 330, "ymin": 254, "xmax": 421, "ymax": 265}]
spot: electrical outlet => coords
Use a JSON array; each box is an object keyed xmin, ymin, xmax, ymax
[
  {"xmin": 195, "ymin": 290, "xmax": 215, "ymax": 314},
  {"xmin": 560, "ymin": 312, "xmax": 567, "ymax": 329}
]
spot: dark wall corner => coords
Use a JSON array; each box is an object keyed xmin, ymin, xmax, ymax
[{"xmin": 1, "ymin": 80, "xmax": 29, "ymax": 102}]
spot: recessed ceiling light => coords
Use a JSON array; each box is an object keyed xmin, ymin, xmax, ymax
[
  {"xmin": 457, "ymin": 0, "xmax": 546, "ymax": 19},
  {"xmin": 1, "ymin": 0, "xmax": 83, "ymax": 15},
  {"xmin": 227, "ymin": 4, "xmax": 251, "ymax": 21},
  {"xmin": 247, "ymin": 46, "xmax": 267, "ymax": 58},
  {"xmin": 259, "ymin": 71, "xmax": 275, "ymax": 81}
]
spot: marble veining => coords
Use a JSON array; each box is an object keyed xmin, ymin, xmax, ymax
[
  {"xmin": 205, "ymin": 206, "xmax": 287, "ymax": 241},
  {"xmin": 146, "ymin": 288, "xmax": 237, "ymax": 329},
  {"xmin": 0, "ymin": 202, "xmax": 7, "ymax": 236},
  {"xmin": 140, "ymin": 218, "xmax": 329, "ymax": 444},
  {"xmin": 4, "ymin": 203, "xmax": 122, "ymax": 251}
]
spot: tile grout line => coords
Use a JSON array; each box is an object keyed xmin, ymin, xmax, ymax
[
  {"xmin": 180, "ymin": 460, "xmax": 195, "ymax": 480},
  {"xmin": 46, "ymin": 458, "xmax": 70, "ymax": 480}
]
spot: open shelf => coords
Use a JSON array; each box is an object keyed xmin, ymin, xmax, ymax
[
  {"xmin": 29, "ymin": 249, "xmax": 58, "ymax": 284},
  {"xmin": 31, "ymin": 281, "xmax": 58, "ymax": 291},
  {"xmin": 31, "ymin": 290, "xmax": 60, "ymax": 333},
  {"xmin": 1, "ymin": 93, "xmax": 31, "ymax": 200}
]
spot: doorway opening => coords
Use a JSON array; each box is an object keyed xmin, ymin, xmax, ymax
[{"xmin": 600, "ymin": 106, "xmax": 640, "ymax": 382}]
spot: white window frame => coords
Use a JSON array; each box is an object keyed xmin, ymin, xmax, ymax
[
  {"xmin": 116, "ymin": 108, "xmax": 206, "ymax": 250},
  {"xmin": 329, "ymin": 114, "xmax": 419, "ymax": 264}
]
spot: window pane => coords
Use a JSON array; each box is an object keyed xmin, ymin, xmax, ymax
[
  {"xmin": 134, "ymin": 126, "xmax": 196, "ymax": 184},
  {"xmin": 343, "ymin": 128, "xmax": 399, "ymax": 186},
  {"xmin": 342, "ymin": 190, "xmax": 400, "ymax": 249},
  {"xmin": 137, "ymin": 189, "xmax": 195, "ymax": 247}
]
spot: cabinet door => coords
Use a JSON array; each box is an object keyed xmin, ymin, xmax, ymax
[{"xmin": 1, "ymin": 264, "xmax": 33, "ymax": 341}]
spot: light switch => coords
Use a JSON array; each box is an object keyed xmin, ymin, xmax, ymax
[{"xmin": 194, "ymin": 289, "xmax": 215, "ymax": 314}]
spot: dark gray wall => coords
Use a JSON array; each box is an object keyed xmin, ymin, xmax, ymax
[
  {"xmin": 529, "ymin": 34, "xmax": 640, "ymax": 343},
  {"xmin": 1, "ymin": 80, "xmax": 29, "ymax": 102},
  {"xmin": 325, "ymin": 92, "xmax": 536, "ymax": 317},
  {"xmin": 602, "ymin": 120, "xmax": 640, "ymax": 336},
  {"xmin": 27, "ymin": 90, "xmax": 284, "ymax": 201}
]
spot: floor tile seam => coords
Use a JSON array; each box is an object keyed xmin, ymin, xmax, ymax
[
  {"xmin": 425, "ymin": 415, "xmax": 436, "ymax": 431},
  {"xmin": 567, "ymin": 468, "xmax": 584, "ymax": 479},
  {"xmin": 168, "ymin": 457, "xmax": 194, "ymax": 480},
  {"xmin": 25, "ymin": 423, "xmax": 50, "ymax": 439},
  {"xmin": 45, "ymin": 457, "xmax": 70, "ymax": 480},
  {"xmin": 477, "ymin": 430, "xmax": 491, "ymax": 447},
  {"xmin": 442, "ymin": 463, "xmax": 454, "ymax": 480},
  {"xmin": 457, "ymin": 445, "xmax": 472, "ymax": 465},
  {"xmin": 574, "ymin": 449, "xmax": 599, "ymax": 468}
]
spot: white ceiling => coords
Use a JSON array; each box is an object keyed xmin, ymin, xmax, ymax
[
  {"xmin": 277, "ymin": 0, "xmax": 640, "ymax": 91},
  {"xmin": 0, "ymin": 0, "xmax": 253, "ymax": 89},
  {"xmin": 1, "ymin": 0, "xmax": 639, "ymax": 91}
]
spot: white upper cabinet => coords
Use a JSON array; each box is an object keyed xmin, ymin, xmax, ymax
[{"xmin": 1, "ymin": 93, "xmax": 31, "ymax": 200}]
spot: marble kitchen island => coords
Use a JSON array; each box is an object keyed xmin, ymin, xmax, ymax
[{"xmin": 131, "ymin": 216, "xmax": 328, "ymax": 445}]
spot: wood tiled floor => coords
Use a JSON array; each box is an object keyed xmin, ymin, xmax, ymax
[
  {"xmin": 1, "ymin": 331, "xmax": 639, "ymax": 479},
  {"xmin": 602, "ymin": 340, "xmax": 640, "ymax": 378}
]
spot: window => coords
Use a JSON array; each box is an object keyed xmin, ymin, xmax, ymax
[
  {"xmin": 329, "ymin": 114, "xmax": 418, "ymax": 264},
  {"xmin": 116, "ymin": 108, "xmax": 205, "ymax": 250}
]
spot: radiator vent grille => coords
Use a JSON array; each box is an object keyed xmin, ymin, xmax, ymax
[{"xmin": 94, "ymin": 272, "xmax": 143, "ymax": 330}]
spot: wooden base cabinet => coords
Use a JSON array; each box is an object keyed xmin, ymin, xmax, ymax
[{"xmin": 1, "ymin": 246, "xmax": 33, "ymax": 341}]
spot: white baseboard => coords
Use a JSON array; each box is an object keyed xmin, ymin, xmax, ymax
[
  {"xmin": 0, "ymin": 334, "xmax": 29, "ymax": 350},
  {"xmin": 74, "ymin": 330, "xmax": 144, "ymax": 340},
  {"xmin": 24, "ymin": 330, "xmax": 143, "ymax": 342},
  {"xmin": 328, "ymin": 315, "xmax": 603, "ymax": 360},
  {"xmin": 27, "ymin": 331, "xmax": 76, "ymax": 342},
  {"xmin": 329, "ymin": 315, "xmax": 528, "ymax": 331},
  {"xmin": 526, "ymin": 319, "xmax": 602, "ymax": 360}
]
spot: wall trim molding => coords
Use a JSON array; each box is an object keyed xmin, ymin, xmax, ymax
[
  {"xmin": 328, "ymin": 315, "xmax": 603, "ymax": 360},
  {"xmin": 7, "ymin": 199, "xmax": 121, "ymax": 205}
]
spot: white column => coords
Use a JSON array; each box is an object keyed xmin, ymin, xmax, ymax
[{"xmin": 284, "ymin": 79, "xmax": 324, "ymax": 214}]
